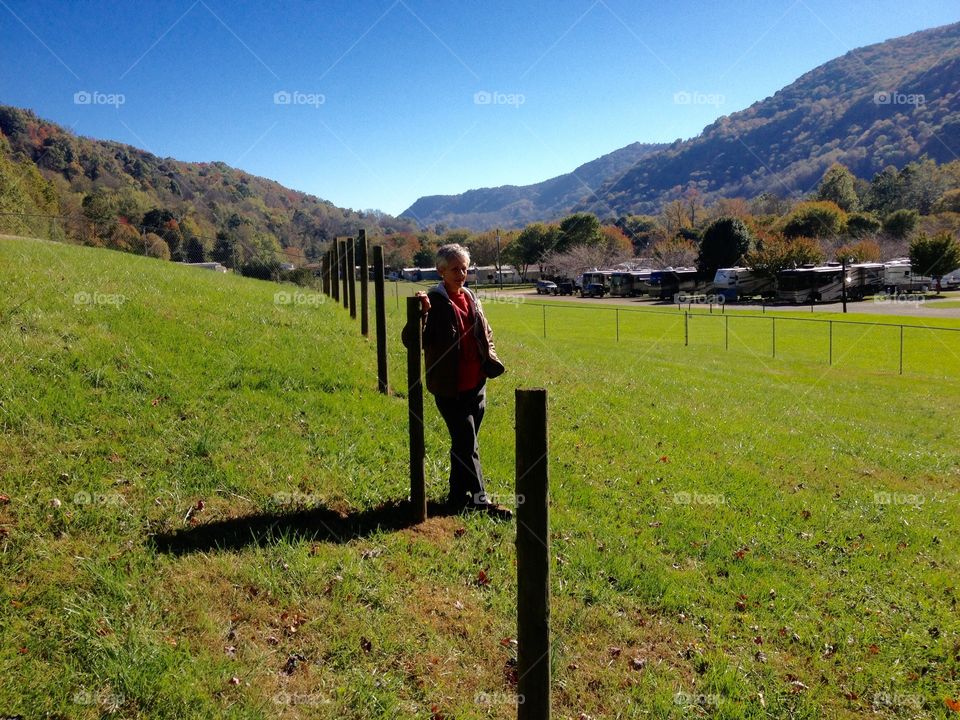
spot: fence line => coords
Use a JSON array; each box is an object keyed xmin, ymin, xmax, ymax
[{"xmin": 512, "ymin": 301, "xmax": 960, "ymax": 377}]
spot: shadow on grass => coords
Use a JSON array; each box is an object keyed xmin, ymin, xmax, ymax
[{"xmin": 150, "ymin": 499, "xmax": 455, "ymax": 555}]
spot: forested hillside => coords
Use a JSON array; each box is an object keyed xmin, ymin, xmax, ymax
[
  {"xmin": 0, "ymin": 105, "xmax": 416, "ymax": 266},
  {"xmin": 402, "ymin": 21, "xmax": 960, "ymax": 230}
]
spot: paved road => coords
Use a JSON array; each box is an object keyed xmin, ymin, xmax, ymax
[{"xmin": 474, "ymin": 288, "xmax": 960, "ymax": 320}]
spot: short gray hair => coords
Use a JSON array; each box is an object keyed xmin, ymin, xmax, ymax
[{"xmin": 436, "ymin": 243, "xmax": 471, "ymax": 271}]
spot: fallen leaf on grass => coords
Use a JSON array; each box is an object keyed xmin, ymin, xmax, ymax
[
  {"xmin": 17, "ymin": 647, "xmax": 28, "ymax": 655},
  {"xmin": 228, "ymin": 676, "xmax": 240, "ymax": 686},
  {"xmin": 868, "ymin": 643, "xmax": 880, "ymax": 654},
  {"xmin": 658, "ymin": 456, "xmax": 669, "ymax": 463},
  {"xmin": 0, "ymin": 494, "xmax": 10, "ymax": 504},
  {"xmin": 789, "ymin": 680, "xmax": 809, "ymax": 693},
  {"xmin": 734, "ymin": 547, "xmax": 749, "ymax": 560},
  {"xmin": 476, "ymin": 569, "xmax": 490, "ymax": 587},
  {"xmin": 946, "ymin": 697, "xmax": 960, "ymax": 712},
  {"xmin": 630, "ymin": 656, "xmax": 646, "ymax": 671},
  {"xmin": 608, "ymin": 646, "xmax": 622, "ymax": 658},
  {"xmin": 453, "ymin": 527, "xmax": 467, "ymax": 538}
]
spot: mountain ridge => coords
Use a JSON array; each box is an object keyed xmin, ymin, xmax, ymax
[{"xmin": 403, "ymin": 21, "xmax": 960, "ymax": 230}]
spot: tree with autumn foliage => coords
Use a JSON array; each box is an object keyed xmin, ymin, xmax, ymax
[
  {"xmin": 782, "ymin": 201, "xmax": 847, "ymax": 239},
  {"xmin": 834, "ymin": 238, "xmax": 881, "ymax": 263},
  {"xmin": 650, "ymin": 237, "xmax": 697, "ymax": 268},
  {"xmin": 743, "ymin": 231, "xmax": 825, "ymax": 278}
]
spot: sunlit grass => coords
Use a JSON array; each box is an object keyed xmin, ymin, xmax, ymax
[{"xmin": 1, "ymin": 237, "xmax": 959, "ymax": 719}]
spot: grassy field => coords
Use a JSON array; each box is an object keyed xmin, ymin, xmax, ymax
[{"xmin": 2, "ymin": 236, "xmax": 959, "ymax": 719}]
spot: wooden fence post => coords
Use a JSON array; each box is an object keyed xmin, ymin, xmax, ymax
[
  {"xmin": 358, "ymin": 229, "xmax": 369, "ymax": 336},
  {"xmin": 516, "ymin": 388, "xmax": 550, "ymax": 720},
  {"xmin": 331, "ymin": 243, "xmax": 340, "ymax": 303},
  {"xmin": 324, "ymin": 249, "xmax": 332, "ymax": 297},
  {"xmin": 374, "ymin": 245, "xmax": 389, "ymax": 394},
  {"xmin": 339, "ymin": 239, "xmax": 349, "ymax": 309},
  {"xmin": 347, "ymin": 238, "xmax": 357, "ymax": 319},
  {"xmin": 407, "ymin": 297, "xmax": 427, "ymax": 522}
]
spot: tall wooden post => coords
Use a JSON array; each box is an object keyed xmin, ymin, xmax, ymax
[
  {"xmin": 516, "ymin": 388, "xmax": 550, "ymax": 720},
  {"xmin": 358, "ymin": 229, "xmax": 369, "ymax": 336},
  {"xmin": 322, "ymin": 250, "xmax": 330, "ymax": 296},
  {"xmin": 406, "ymin": 297, "xmax": 427, "ymax": 522},
  {"xmin": 347, "ymin": 238, "xmax": 357, "ymax": 319},
  {"xmin": 374, "ymin": 246, "xmax": 389, "ymax": 394},
  {"xmin": 331, "ymin": 243, "xmax": 340, "ymax": 303},
  {"xmin": 339, "ymin": 239, "xmax": 349, "ymax": 310}
]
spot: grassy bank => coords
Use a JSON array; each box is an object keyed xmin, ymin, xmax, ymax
[{"xmin": 1, "ymin": 237, "xmax": 958, "ymax": 719}]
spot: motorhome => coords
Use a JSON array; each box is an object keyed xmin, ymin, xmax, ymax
[
  {"xmin": 712, "ymin": 267, "xmax": 775, "ymax": 301},
  {"xmin": 845, "ymin": 263, "xmax": 885, "ymax": 299},
  {"xmin": 608, "ymin": 270, "xmax": 652, "ymax": 297},
  {"xmin": 882, "ymin": 260, "xmax": 933, "ymax": 294},
  {"xmin": 579, "ymin": 270, "xmax": 614, "ymax": 297},
  {"xmin": 648, "ymin": 268, "xmax": 698, "ymax": 300},
  {"xmin": 776, "ymin": 266, "xmax": 843, "ymax": 303}
]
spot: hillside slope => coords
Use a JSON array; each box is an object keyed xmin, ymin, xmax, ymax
[
  {"xmin": 2, "ymin": 237, "xmax": 959, "ymax": 718},
  {"xmin": 0, "ymin": 105, "xmax": 416, "ymax": 259},
  {"xmin": 582, "ymin": 21, "xmax": 960, "ymax": 216},
  {"xmin": 403, "ymin": 22, "xmax": 960, "ymax": 228}
]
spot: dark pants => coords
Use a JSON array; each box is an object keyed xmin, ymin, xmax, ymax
[{"xmin": 434, "ymin": 382, "xmax": 487, "ymax": 507}]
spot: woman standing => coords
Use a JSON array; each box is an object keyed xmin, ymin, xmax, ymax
[{"xmin": 402, "ymin": 244, "xmax": 511, "ymax": 519}]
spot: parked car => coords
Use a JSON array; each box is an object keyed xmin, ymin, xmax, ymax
[
  {"xmin": 557, "ymin": 280, "xmax": 575, "ymax": 295},
  {"xmin": 535, "ymin": 280, "xmax": 558, "ymax": 295}
]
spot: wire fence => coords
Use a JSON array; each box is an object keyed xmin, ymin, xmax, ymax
[{"xmin": 487, "ymin": 299, "xmax": 960, "ymax": 377}]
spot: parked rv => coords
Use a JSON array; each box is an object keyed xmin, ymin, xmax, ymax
[
  {"xmin": 845, "ymin": 263, "xmax": 885, "ymax": 299},
  {"xmin": 776, "ymin": 266, "xmax": 844, "ymax": 303},
  {"xmin": 579, "ymin": 271, "xmax": 613, "ymax": 297},
  {"xmin": 775, "ymin": 264, "xmax": 875, "ymax": 303},
  {"xmin": 648, "ymin": 268, "xmax": 698, "ymax": 300},
  {"xmin": 882, "ymin": 260, "xmax": 933, "ymax": 294},
  {"xmin": 712, "ymin": 267, "xmax": 775, "ymax": 301},
  {"xmin": 608, "ymin": 270, "xmax": 652, "ymax": 297}
]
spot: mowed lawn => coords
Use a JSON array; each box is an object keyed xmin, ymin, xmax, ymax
[{"xmin": 1, "ymin": 236, "xmax": 959, "ymax": 719}]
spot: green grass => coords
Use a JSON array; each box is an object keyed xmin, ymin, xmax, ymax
[{"xmin": 2, "ymin": 237, "xmax": 959, "ymax": 719}]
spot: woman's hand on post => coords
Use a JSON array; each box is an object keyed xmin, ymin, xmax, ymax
[{"xmin": 415, "ymin": 291, "xmax": 430, "ymax": 314}]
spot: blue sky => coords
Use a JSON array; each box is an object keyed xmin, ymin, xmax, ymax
[{"xmin": 1, "ymin": 0, "xmax": 958, "ymax": 216}]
